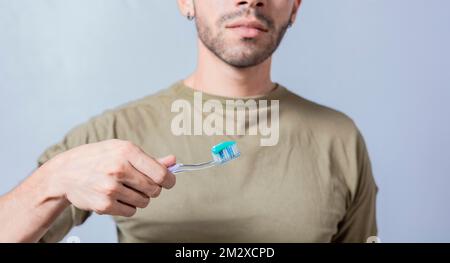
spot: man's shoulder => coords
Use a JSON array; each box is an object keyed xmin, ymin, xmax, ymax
[
  {"xmin": 282, "ymin": 87, "xmax": 360, "ymax": 139},
  {"xmin": 88, "ymin": 81, "xmax": 180, "ymax": 123},
  {"xmin": 112, "ymin": 81, "xmax": 179, "ymax": 113},
  {"xmin": 58, "ymin": 82, "xmax": 179, "ymax": 142}
]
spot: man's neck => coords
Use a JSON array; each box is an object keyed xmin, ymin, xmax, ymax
[{"xmin": 184, "ymin": 40, "xmax": 276, "ymax": 98}]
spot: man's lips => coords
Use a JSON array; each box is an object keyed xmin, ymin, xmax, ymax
[{"xmin": 225, "ymin": 20, "xmax": 268, "ymax": 38}]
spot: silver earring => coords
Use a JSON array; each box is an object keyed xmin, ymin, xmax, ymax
[{"xmin": 187, "ymin": 12, "xmax": 194, "ymax": 21}]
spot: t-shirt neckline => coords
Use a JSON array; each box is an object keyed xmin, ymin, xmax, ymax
[{"xmin": 172, "ymin": 79, "xmax": 288, "ymax": 103}]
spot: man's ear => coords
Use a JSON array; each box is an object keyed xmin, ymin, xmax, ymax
[
  {"xmin": 177, "ymin": 0, "xmax": 195, "ymax": 18},
  {"xmin": 289, "ymin": 0, "xmax": 302, "ymax": 26}
]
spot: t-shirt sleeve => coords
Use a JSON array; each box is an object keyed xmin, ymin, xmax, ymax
[
  {"xmin": 331, "ymin": 130, "xmax": 378, "ymax": 243},
  {"xmin": 37, "ymin": 112, "xmax": 117, "ymax": 243}
]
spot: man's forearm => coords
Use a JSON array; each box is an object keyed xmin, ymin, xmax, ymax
[{"xmin": 0, "ymin": 167, "xmax": 70, "ymax": 243}]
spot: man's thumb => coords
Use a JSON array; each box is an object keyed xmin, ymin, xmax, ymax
[{"xmin": 157, "ymin": 155, "xmax": 177, "ymax": 167}]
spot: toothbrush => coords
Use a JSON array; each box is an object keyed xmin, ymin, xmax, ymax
[{"xmin": 168, "ymin": 141, "xmax": 241, "ymax": 174}]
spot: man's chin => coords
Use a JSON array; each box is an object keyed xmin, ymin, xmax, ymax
[{"xmin": 221, "ymin": 55, "xmax": 267, "ymax": 68}]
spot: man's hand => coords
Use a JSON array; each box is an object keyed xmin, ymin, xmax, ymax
[{"xmin": 41, "ymin": 139, "xmax": 176, "ymax": 217}]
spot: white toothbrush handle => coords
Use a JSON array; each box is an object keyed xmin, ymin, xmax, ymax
[{"xmin": 168, "ymin": 161, "xmax": 217, "ymax": 174}]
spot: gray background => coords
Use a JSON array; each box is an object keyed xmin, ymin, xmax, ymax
[{"xmin": 1, "ymin": 0, "xmax": 449, "ymax": 242}]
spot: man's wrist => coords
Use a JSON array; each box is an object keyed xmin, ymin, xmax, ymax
[{"xmin": 30, "ymin": 162, "xmax": 71, "ymax": 209}]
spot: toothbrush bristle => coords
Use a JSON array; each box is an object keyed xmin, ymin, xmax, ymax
[{"xmin": 211, "ymin": 141, "xmax": 241, "ymax": 164}]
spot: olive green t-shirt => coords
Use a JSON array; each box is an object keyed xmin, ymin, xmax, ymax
[{"xmin": 38, "ymin": 80, "xmax": 378, "ymax": 243}]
